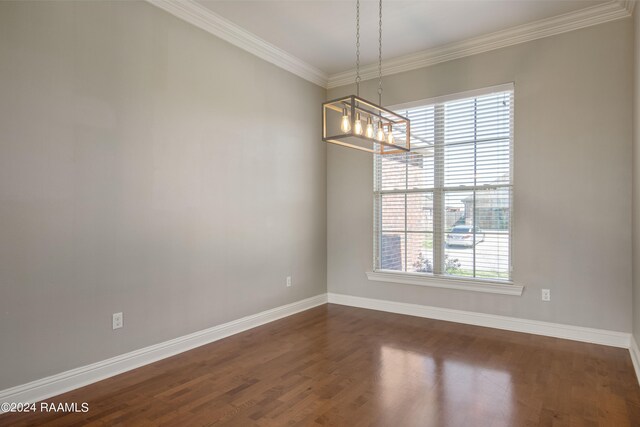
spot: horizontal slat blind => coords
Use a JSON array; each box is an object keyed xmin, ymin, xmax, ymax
[{"xmin": 374, "ymin": 88, "xmax": 513, "ymax": 281}]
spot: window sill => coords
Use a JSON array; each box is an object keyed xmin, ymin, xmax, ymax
[{"xmin": 366, "ymin": 270, "xmax": 524, "ymax": 296}]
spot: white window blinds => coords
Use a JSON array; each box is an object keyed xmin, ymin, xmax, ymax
[{"xmin": 374, "ymin": 85, "xmax": 513, "ymax": 281}]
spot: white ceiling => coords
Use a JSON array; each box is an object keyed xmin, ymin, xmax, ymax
[{"xmin": 196, "ymin": 0, "xmax": 608, "ymax": 75}]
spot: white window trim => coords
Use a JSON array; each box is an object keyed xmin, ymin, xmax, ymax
[
  {"xmin": 366, "ymin": 270, "xmax": 524, "ymax": 296},
  {"xmin": 372, "ymin": 83, "xmax": 520, "ymax": 295}
]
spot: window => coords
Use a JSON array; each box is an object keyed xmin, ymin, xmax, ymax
[{"xmin": 374, "ymin": 85, "xmax": 513, "ymax": 282}]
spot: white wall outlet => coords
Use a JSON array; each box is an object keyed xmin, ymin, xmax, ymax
[
  {"xmin": 112, "ymin": 312, "xmax": 123, "ymax": 330},
  {"xmin": 541, "ymin": 289, "xmax": 551, "ymax": 301},
  {"xmin": 286, "ymin": 276, "xmax": 292, "ymax": 287}
]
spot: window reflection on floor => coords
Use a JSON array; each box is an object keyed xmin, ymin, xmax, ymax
[{"xmin": 378, "ymin": 345, "xmax": 513, "ymax": 426}]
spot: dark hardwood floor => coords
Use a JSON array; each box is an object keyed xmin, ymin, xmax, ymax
[{"xmin": 2, "ymin": 303, "xmax": 639, "ymax": 426}]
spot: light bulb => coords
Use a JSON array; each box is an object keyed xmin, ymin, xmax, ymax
[
  {"xmin": 387, "ymin": 124, "xmax": 394, "ymax": 144},
  {"xmin": 340, "ymin": 108, "xmax": 351, "ymax": 133},
  {"xmin": 354, "ymin": 113, "xmax": 363, "ymax": 135},
  {"xmin": 376, "ymin": 120, "xmax": 385, "ymax": 142},
  {"xmin": 365, "ymin": 116, "xmax": 374, "ymax": 138}
]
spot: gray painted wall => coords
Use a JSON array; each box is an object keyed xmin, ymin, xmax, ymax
[
  {"xmin": 634, "ymin": 5, "xmax": 640, "ymax": 346},
  {"xmin": 327, "ymin": 19, "xmax": 634, "ymax": 332},
  {"xmin": 0, "ymin": 1, "xmax": 326, "ymax": 390}
]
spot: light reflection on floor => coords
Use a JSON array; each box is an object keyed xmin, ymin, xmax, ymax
[{"xmin": 378, "ymin": 345, "xmax": 513, "ymax": 426}]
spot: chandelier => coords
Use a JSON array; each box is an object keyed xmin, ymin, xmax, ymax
[{"xmin": 322, "ymin": 0, "xmax": 410, "ymax": 154}]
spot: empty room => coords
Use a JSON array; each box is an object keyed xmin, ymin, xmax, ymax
[{"xmin": 1, "ymin": 0, "xmax": 640, "ymax": 425}]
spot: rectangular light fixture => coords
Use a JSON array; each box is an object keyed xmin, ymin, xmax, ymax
[{"xmin": 322, "ymin": 95, "xmax": 410, "ymax": 155}]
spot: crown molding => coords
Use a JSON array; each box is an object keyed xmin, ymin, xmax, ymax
[
  {"xmin": 146, "ymin": 0, "xmax": 329, "ymax": 88},
  {"xmin": 327, "ymin": 0, "xmax": 633, "ymax": 89},
  {"xmin": 147, "ymin": 0, "xmax": 632, "ymax": 91},
  {"xmin": 621, "ymin": 0, "xmax": 636, "ymax": 15}
]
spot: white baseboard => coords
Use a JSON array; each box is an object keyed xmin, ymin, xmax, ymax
[
  {"xmin": 3, "ymin": 292, "xmax": 634, "ymax": 412},
  {"xmin": 630, "ymin": 336, "xmax": 640, "ymax": 386},
  {"xmin": 0, "ymin": 293, "xmax": 328, "ymax": 411},
  {"xmin": 327, "ymin": 293, "xmax": 631, "ymax": 349}
]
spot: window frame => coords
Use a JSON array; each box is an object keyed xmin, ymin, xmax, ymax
[{"xmin": 370, "ymin": 83, "xmax": 522, "ymax": 296}]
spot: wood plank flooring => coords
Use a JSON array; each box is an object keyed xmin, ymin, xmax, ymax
[{"xmin": 1, "ymin": 304, "xmax": 639, "ymax": 426}]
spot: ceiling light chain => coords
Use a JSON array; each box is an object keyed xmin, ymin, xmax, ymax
[
  {"xmin": 355, "ymin": 0, "xmax": 361, "ymax": 97},
  {"xmin": 378, "ymin": 0, "xmax": 383, "ymax": 106}
]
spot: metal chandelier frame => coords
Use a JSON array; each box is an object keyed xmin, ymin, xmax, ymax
[{"xmin": 322, "ymin": 0, "xmax": 410, "ymax": 155}]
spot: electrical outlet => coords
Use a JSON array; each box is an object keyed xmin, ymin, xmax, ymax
[
  {"xmin": 541, "ymin": 289, "xmax": 551, "ymax": 302},
  {"xmin": 286, "ymin": 276, "xmax": 292, "ymax": 287},
  {"xmin": 112, "ymin": 312, "xmax": 123, "ymax": 330}
]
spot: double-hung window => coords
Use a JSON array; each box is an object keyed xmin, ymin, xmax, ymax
[{"xmin": 374, "ymin": 84, "xmax": 513, "ymax": 282}]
